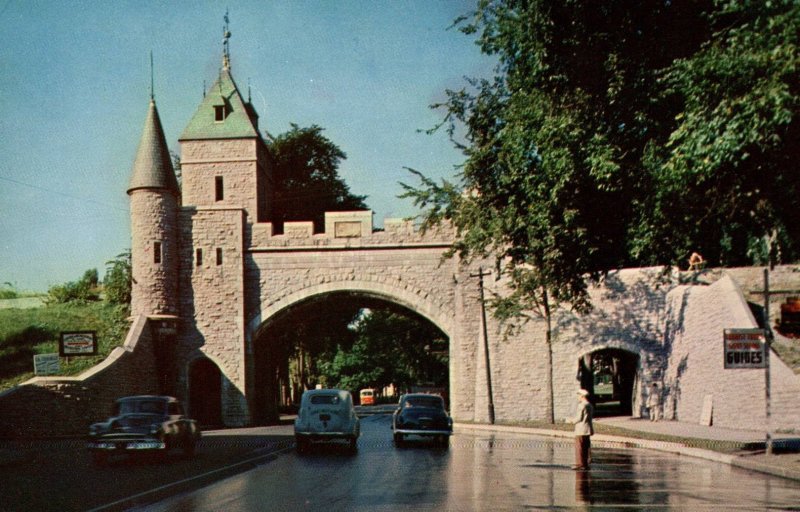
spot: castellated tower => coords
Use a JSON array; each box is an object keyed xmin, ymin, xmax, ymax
[{"xmin": 127, "ymin": 98, "xmax": 181, "ymax": 318}]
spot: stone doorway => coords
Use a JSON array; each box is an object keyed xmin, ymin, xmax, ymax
[
  {"xmin": 577, "ymin": 348, "xmax": 639, "ymax": 417},
  {"xmin": 188, "ymin": 357, "xmax": 223, "ymax": 428}
]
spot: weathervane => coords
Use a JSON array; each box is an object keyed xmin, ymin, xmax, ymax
[{"xmin": 222, "ymin": 9, "xmax": 232, "ymax": 70}]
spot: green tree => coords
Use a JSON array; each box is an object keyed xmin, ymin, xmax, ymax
[
  {"xmin": 269, "ymin": 124, "xmax": 368, "ymax": 232},
  {"xmin": 103, "ymin": 251, "xmax": 132, "ymax": 306},
  {"xmin": 637, "ymin": 0, "xmax": 800, "ymax": 267},
  {"xmin": 405, "ymin": 1, "xmax": 702, "ymax": 421},
  {"xmin": 404, "ymin": 0, "xmax": 799, "ymax": 422},
  {"xmin": 318, "ymin": 310, "xmax": 447, "ymax": 394}
]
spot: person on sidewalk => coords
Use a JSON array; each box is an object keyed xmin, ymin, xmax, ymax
[
  {"xmin": 647, "ymin": 383, "xmax": 661, "ymax": 422},
  {"xmin": 571, "ymin": 389, "xmax": 594, "ymax": 470}
]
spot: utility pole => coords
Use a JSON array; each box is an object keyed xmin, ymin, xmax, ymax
[
  {"xmin": 749, "ymin": 268, "xmax": 800, "ymax": 455},
  {"xmin": 471, "ymin": 267, "xmax": 495, "ymax": 424}
]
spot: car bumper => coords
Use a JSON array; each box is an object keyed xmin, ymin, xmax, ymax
[
  {"xmin": 295, "ymin": 431, "xmax": 357, "ymax": 440},
  {"xmin": 87, "ymin": 439, "xmax": 166, "ymax": 451},
  {"xmin": 394, "ymin": 428, "xmax": 452, "ymax": 436}
]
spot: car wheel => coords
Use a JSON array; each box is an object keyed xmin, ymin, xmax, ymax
[
  {"xmin": 183, "ymin": 438, "xmax": 197, "ymax": 458},
  {"xmin": 437, "ymin": 435, "xmax": 450, "ymax": 449},
  {"xmin": 348, "ymin": 437, "xmax": 358, "ymax": 453},
  {"xmin": 295, "ymin": 436, "xmax": 307, "ymax": 454},
  {"xmin": 91, "ymin": 451, "xmax": 107, "ymax": 466},
  {"xmin": 393, "ymin": 433, "xmax": 404, "ymax": 447}
]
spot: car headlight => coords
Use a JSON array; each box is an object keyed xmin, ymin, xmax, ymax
[{"xmin": 150, "ymin": 424, "xmax": 163, "ymax": 435}]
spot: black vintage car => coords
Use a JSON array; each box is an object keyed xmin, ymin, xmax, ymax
[
  {"xmin": 87, "ymin": 395, "xmax": 201, "ymax": 465},
  {"xmin": 392, "ymin": 393, "xmax": 452, "ymax": 448}
]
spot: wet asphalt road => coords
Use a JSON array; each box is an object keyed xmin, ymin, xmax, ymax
[{"xmin": 138, "ymin": 414, "xmax": 800, "ymax": 512}]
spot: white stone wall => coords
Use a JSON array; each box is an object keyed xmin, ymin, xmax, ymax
[{"xmin": 662, "ymin": 274, "xmax": 800, "ymax": 430}]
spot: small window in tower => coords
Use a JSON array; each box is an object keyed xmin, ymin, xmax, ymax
[
  {"xmin": 214, "ymin": 104, "xmax": 228, "ymax": 122},
  {"xmin": 216, "ymin": 248, "xmax": 223, "ymax": 266},
  {"xmin": 153, "ymin": 241, "xmax": 162, "ymax": 264},
  {"xmin": 215, "ymin": 176, "xmax": 224, "ymax": 201},
  {"xmin": 196, "ymin": 248, "xmax": 203, "ymax": 267}
]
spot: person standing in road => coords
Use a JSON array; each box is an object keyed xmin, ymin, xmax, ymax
[
  {"xmin": 647, "ymin": 383, "xmax": 661, "ymax": 422},
  {"xmin": 572, "ymin": 389, "xmax": 594, "ymax": 470}
]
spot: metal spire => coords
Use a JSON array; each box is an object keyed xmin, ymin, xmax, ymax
[
  {"xmin": 149, "ymin": 51, "xmax": 155, "ymax": 101},
  {"xmin": 222, "ymin": 9, "xmax": 231, "ymax": 70}
]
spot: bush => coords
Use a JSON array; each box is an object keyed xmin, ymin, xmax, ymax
[
  {"xmin": 103, "ymin": 251, "xmax": 131, "ymax": 306},
  {"xmin": 45, "ymin": 269, "xmax": 101, "ymax": 306}
]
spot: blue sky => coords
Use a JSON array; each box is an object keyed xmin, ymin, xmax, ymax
[{"xmin": 0, "ymin": 1, "xmax": 494, "ymax": 292}]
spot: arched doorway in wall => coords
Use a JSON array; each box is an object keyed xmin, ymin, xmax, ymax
[
  {"xmin": 251, "ymin": 290, "xmax": 450, "ymax": 425},
  {"xmin": 188, "ymin": 357, "xmax": 223, "ymax": 428},
  {"xmin": 577, "ymin": 348, "xmax": 639, "ymax": 417}
]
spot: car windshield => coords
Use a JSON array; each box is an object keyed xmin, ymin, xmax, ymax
[
  {"xmin": 310, "ymin": 394, "xmax": 340, "ymax": 405},
  {"xmin": 116, "ymin": 399, "xmax": 166, "ymax": 415},
  {"xmin": 404, "ymin": 396, "xmax": 443, "ymax": 409}
]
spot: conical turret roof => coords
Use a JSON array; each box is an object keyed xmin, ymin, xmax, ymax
[
  {"xmin": 128, "ymin": 99, "xmax": 180, "ymax": 195},
  {"xmin": 179, "ymin": 68, "xmax": 261, "ymax": 141}
]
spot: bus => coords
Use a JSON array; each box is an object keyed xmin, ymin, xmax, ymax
[{"xmin": 359, "ymin": 388, "xmax": 375, "ymax": 406}]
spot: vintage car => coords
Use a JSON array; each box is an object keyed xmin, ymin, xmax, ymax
[
  {"xmin": 294, "ymin": 388, "xmax": 360, "ymax": 453},
  {"xmin": 87, "ymin": 395, "xmax": 201, "ymax": 465},
  {"xmin": 392, "ymin": 393, "xmax": 452, "ymax": 447}
]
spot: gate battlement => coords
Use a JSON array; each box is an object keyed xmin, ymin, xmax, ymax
[{"xmin": 250, "ymin": 210, "xmax": 456, "ymax": 249}]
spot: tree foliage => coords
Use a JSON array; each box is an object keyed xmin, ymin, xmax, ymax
[
  {"xmin": 402, "ymin": 0, "xmax": 799, "ymax": 421},
  {"xmin": 45, "ymin": 268, "xmax": 101, "ymax": 305},
  {"xmin": 317, "ymin": 310, "xmax": 448, "ymax": 394},
  {"xmin": 269, "ymin": 124, "xmax": 368, "ymax": 232},
  {"xmin": 103, "ymin": 251, "xmax": 132, "ymax": 307},
  {"xmin": 640, "ymin": 0, "xmax": 800, "ymax": 266},
  {"xmin": 405, "ymin": 0, "xmax": 799, "ymax": 314}
]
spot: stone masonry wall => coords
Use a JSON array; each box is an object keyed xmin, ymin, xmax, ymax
[
  {"xmin": 177, "ymin": 206, "xmax": 249, "ymax": 426},
  {"xmin": 663, "ymin": 274, "xmax": 800, "ymax": 431},
  {"xmin": 129, "ymin": 189, "xmax": 179, "ymax": 317},
  {"xmin": 0, "ymin": 315, "xmax": 159, "ymax": 438}
]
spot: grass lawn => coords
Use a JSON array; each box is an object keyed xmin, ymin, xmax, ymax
[{"xmin": 0, "ymin": 302, "xmax": 129, "ymax": 392}]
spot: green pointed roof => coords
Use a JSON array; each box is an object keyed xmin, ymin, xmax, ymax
[
  {"xmin": 128, "ymin": 99, "xmax": 179, "ymax": 195},
  {"xmin": 179, "ymin": 68, "xmax": 260, "ymax": 141}
]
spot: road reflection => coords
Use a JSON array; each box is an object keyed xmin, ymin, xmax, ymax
[{"xmin": 141, "ymin": 417, "xmax": 800, "ymax": 511}]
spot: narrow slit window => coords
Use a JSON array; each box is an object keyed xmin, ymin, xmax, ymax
[
  {"xmin": 214, "ymin": 104, "xmax": 228, "ymax": 122},
  {"xmin": 196, "ymin": 248, "xmax": 203, "ymax": 267},
  {"xmin": 216, "ymin": 248, "xmax": 223, "ymax": 266},
  {"xmin": 153, "ymin": 241, "xmax": 162, "ymax": 264},
  {"xmin": 215, "ymin": 176, "xmax": 224, "ymax": 201}
]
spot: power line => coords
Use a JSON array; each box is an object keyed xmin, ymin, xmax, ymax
[{"xmin": 0, "ymin": 175, "xmax": 129, "ymax": 213}]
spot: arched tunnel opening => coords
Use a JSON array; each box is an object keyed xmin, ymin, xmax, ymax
[
  {"xmin": 577, "ymin": 348, "xmax": 639, "ymax": 417},
  {"xmin": 251, "ymin": 291, "xmax": 449, "ymax": 425}
]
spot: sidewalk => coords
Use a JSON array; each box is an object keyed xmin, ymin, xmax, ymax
[{"xmin": 455, "ymin": 417, "xmax": 800, "ymax": 482}]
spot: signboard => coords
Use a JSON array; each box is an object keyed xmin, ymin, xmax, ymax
[
  {"xmin": 33, "ymin": 353, "xmax": 60, "ymax": 376},
  {"xmin": 723, "ymin": 328, "xmax": 766, "ymax": 369},
  {"xmin": 59, "ymin": 331, "xmax": 98, "ymax": 356}
]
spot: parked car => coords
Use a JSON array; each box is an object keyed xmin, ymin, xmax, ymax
[
  {"xmin": 87, "ymin": 395, "xmax": 201, "ymax": 465},
  {"xmin": 392, "ymin": 393, "xmax": 452, "ymax": 447},
  {"xmin": 294, "ymin": 388, "xmax": 360, "ymax": 453}
]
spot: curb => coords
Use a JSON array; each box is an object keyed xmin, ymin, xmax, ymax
[{"xmin": 454, "ymin": 423, "xmax": 800, "ymax": 482}]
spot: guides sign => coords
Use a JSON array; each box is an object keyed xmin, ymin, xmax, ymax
[
  {"xmin": 59, "ymin": 331, "xmax": 98, "ymax": 356},
  {"xmin": 723, "ymin": 328, "xmax": 766, "ymax": 369}
]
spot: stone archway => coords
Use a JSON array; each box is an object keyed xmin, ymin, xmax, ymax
[
  {"xmin": 188, "ymin": 356, "xmax": 223, "ymax": 427},
  {"xmin": 577, "ymin": 347, "xmax": 639, "ymax": 417},
  {"xmin": 247, "ymin": 284, "xmax": 453, "ymax": 425}
]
